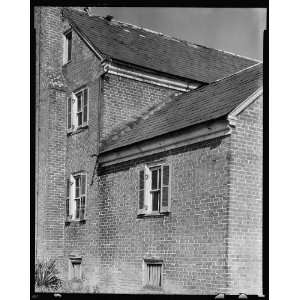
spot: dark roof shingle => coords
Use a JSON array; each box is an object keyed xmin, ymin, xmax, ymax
[
  {"xmin": 62, "ymin": 8, "xmax": 259, "ymax": 83},
  {"xmin": 101, "ymin": 63, "xmax": 263, "ymax": 153}
]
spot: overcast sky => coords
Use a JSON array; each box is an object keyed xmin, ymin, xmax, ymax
[{"xmin": 91, "ymin": 7, "xmax": 266, "ymax": 61}]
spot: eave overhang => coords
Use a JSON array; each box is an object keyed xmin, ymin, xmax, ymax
[{"xmin": 99, "ymin": 118, "xmax": 232, "ymax": 167}]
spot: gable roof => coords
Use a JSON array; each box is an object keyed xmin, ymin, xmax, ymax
[
  {"xmin": 62, "ymin": 8, "xmax": 259, "ymax": 83},
  {"xmin": 101, "ymin": 63, "xmax": 263, "ymax": 154}
]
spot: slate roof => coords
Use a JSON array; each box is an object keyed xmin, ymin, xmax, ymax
[
  {"xmin": 101, "ymin": 63, "xmax": 263, "ymax": 153},
  {"xmin": 62, "ymin": 8, "xmax": 259, "ymax": 83}
]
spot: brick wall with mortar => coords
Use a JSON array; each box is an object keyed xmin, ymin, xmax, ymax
[
  {"xmin": 95, "ymin": 136, "xmax": 231, "ymax": 294},
  {"xmin": 228, "ymin": 95, "xmax": 263, "ymax": 295},
  {"xmin": 101, "ymin": 74, "xmax": 177, "ymax": 141},
  {"xmin": 59, "ymin": 11, "xmax": 181, "ymax": 285},
  {"xmin": 35, "ymin": 7, "xmax": 67, "ymax": 267}
]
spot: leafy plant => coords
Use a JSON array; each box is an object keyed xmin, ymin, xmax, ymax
[{"xmin": 35, "ymin": 258, "xmax": 62, "ymax": 291}]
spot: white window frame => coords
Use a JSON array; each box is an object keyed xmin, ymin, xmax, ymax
[
  {"xmin": 66, "ymin": 172, "xmax": 87, "ymax": 221},
  {"xmin": 138, "ymin": 162, "xmax": 171, "ymax": 215},
  {"xmin": 63, "ymin": 29, "xmax": 72, "ymax": 65},
  {"xmin": 66, "ymin": 87, "xmax": 89, "ymax": 133}
]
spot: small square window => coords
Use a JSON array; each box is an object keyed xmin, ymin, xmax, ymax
[
  {"xmin": 144, "ymin": 260, "xmax": 163, "ymax": 289},
  {"xmin": 69, "ymin": 258, "xmax": 82, "ymax": 280}
]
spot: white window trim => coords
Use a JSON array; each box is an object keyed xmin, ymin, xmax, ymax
[
  {"xmin": 67, "ymin": 172, "xmax": 87, "ymax": 221},
  {"xmin": 66, "ymin": 88, "xmax": 89, "ymax": 134},
  {"xmin": 63, "ymin": 29, "xmax": 72, "ymax": 65},
  {"xmin": 139, "ymin": 162, "xmax": 171, "ymax": 216}
]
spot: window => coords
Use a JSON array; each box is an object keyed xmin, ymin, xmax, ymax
[
  {"xmin": 63, "ymin": 31, "xmax": 72, "ymax": 64},
  {"xmin": 144, "ymin": 260, "xmax": 163, "ymax": 289},
  {"xmin": 66, "ymin": 172, "xmax": 87, "ymax": 221},
  {"xmin": 69, "ymin": 258, "xmax": 82, "ymax": 280},
  {"xmin": 67, "ymin": 88, "xmax": 89, "ymax": 132},
  {"xmin": 138, "ymin": 163, "xmax": 170, "ymax": 215}
]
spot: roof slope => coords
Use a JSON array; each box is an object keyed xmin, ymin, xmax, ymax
[
  {"xmin": 62, "ymin": 8, "xmax": 258, "ymax": 83},
  {"xmin": 101, "ymin": 63, "xmax": 263, "ymax": 153}
]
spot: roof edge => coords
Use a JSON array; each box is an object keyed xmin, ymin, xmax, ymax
[
  {"xmin": 227, "ymin": 87, "xmax": 263, "ymax": 126},
  {"xmin": 99, "ymin": 119, "xmax": 231, "ymax": 167}
]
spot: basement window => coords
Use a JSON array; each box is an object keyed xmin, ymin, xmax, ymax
[
  {"xmin": 138, "ymin": 163, "xmax": 171, "ymax": 216},
  {"xmin": 63, "ymin": 30, "xmax": 72, "ymax": 64},
  {"xmin": 67, "ymin": 88, "xmax": 89, "ymax": 133},
  {"xmin": 144, "ymin": 260, "xmax": 163, "ymax": 289},
  {"xmin": 69, "ymin": 257, "xmax": 82, "ymax": 280},
  {"xmin": 66, "ymin": 172, "xmax": 87, "ymax": 221}
]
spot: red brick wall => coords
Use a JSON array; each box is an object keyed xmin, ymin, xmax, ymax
[
  {"xmin": 96, "ymin": 137, "xmax": 231, "ymax": 294},
  {"xmin": 228, "ymin": 95, "xmax": 263, "ymax": 295}
]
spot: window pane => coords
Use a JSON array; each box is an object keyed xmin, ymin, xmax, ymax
[
  {"xmin": 75, "ymin": 177, "xmax": 80, "ymax": 198},
  {"xmin": 66, "ymin": 198, "xmax": 69, "ymax": 217},
  {"xmin": 81, "ymin": 174, "xmax": 86, "ymax": 194},
  {"xmin": 83, "ymin": 89, "xmax": 88, "ymax": 106},
  {"xmin": 68, "ymin": 113, "xmax": 72, "ymax": 129},
  {"xmin": 151, "ymin": 169, "xmax": 158, "ymax": 190},
  {"xmin": 162, "ymin": 187, "xmax": 168, "ymax": 207},
  {"xmin": 162, "ymin": 165, "xmax": 169, "ymax": 186},
  {"xmin": 152, "ymin": 191, "xmax": 160, "ymax": 211},
  {"xmin": 139, "ymin": 190, "xmax": 144, "ymax": 209},
  {"xmin": 78, "ymin": 112, "xmax": 82, "ymax": 126},
  {"xmin": 139, "ymin": 170, "xmax": 144, "ymax": 190},
  {"xmin": 83, "ymin": 106, "xmax": 87, "ymax": 123},
  {"xmin": 75, "ymin": 199, "xmax": 80, "ymax": 219},
  {"xmin": 77, "ymin": 94, "xmax": 82, "ymax": 111},
  {"xmin": 66, "ymin": 179, "xmax": 70, "ymax": 197},
  {"xmin": 81, "ymin": 196, "xmax": 85, "ymax": 211}
]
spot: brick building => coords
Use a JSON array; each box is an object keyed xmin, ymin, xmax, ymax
[{"xmin": 35, "ymin": 7, "xmax": 263, "ymax": 295}]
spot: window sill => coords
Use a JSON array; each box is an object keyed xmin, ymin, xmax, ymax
[
  {"xmin": 65, "ymin": 219, "xmax": 86, "ymax": 225},
  {"xmin": 137, "ymin": 212, "xmax": 169, "ymax": 219},
  {"xmin": 67, "ymin": 125, "xmax": 89, "ymax": 136}
]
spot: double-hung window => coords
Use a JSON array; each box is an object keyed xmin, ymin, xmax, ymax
[
  {"xmin": 138, "ymin": 163, "xmax": 171, "ymax": 215},
  {"xmin": 67, "ymin": 88, "xmax": 88, "ymax": 133},
  {"xmin": 66, "ymin": 172, "xmax": 87, "ymax": 221}
]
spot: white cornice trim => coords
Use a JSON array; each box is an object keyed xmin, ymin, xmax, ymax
[
  {"xmin": 228, "ymin": 87, "xmax": 263, "ymax": 125},
  {"xmin": 99, "ymin": 120, "xmax": 231, "ymax": 167},
  {"xmin": 103, "ymin": 63, "xmax": 200, "ymax": 92}
]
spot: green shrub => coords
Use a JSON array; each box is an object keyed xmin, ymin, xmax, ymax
[{"xmin": 35, "ymin": 258, "xmax": 62, "ymax": 291}]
